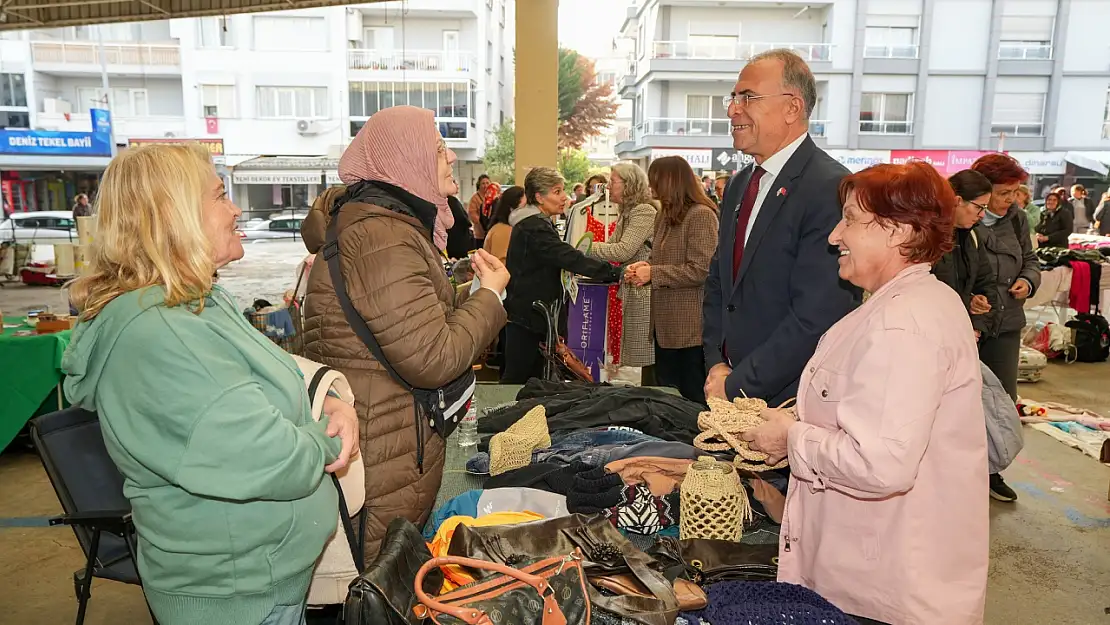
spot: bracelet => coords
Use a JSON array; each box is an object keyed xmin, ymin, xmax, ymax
[{"xmin": 326, "ymin": 389, "xmax": 342, "ymax": 400}]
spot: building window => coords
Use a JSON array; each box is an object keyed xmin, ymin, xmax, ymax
[
  {"xmin": 363, "ymin": 26, "xmax": 394, "ymax": 50},
  {"xmin": 77, "ymin": 87, "xmax": 149, "ymax": 117},
  {"xmin": 0, "ymin": 73, "xmax": 27, "ymax": 107},
  {"xmin": 859, "ymin": 93, "xmax": 912, "ymax": 134},
  {"xmin": 486, "ymin": 41, "xmax": 494, "ymax": 74},
  {"xmin": 348, "ymin": 81, "xmax": 475, "ymax": 139},
  {"xmin": 682, "ymin": 95, "xmax": 730, "ymax": 135},
  {"xmin": 998, "ymin": 15, "xmax": 1054, "ymax": 60},
  {"xmin": 0, "ymin": 111, "xmax": 30, "ymax": 128},
  {"xmin": 198, "ymin": 16, "xmax": 233, "ymax": 48},
  {"xmin": 253, "ymin": 16, "xmax": 326, "ymax": 51},
  {"xmin": 864, "ymin": 26, "xmax": 918, "ymax": 58},
  {"xmin": 256, "ymin": 86, "xmax": 329, "ymax": 119},
  {"xmin": 201, "ymin": 84, "xmax": 237, "ymax": 118},
  {"xmin": 991, "ymin": 92, "xmax": 1046, "ymax": 136},
  {"xmin": 1103, "ymin": 88, "xmax": 1110, "ymax": 140}
]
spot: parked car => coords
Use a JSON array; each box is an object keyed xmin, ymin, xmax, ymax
[
  {"xmin": 240, "ymin": 217, "xmax": 304, "ymax": 241},
  {"xmin": 0, "ymin": 211, "xmax": 78, "ymax": 245}
]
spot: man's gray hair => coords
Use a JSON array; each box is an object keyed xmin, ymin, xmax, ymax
[{"xmin": 748, "ymin": 49, "xmax": 817, "ymax": 120}]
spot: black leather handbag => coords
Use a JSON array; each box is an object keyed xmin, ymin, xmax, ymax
[
  {"xmin": 338, "ymin": 517, "xmax": 444, "ymax": 625},
  {"xmin": 646, "ymin": 537, "xmax": 779, "ymax": 586}
]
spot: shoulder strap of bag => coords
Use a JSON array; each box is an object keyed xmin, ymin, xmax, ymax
[
  {"xmin": 322, "ymin": 208, "xmax": 416, "ymax": 393},
  {"xmin": 307, "ymin": 365, "xmax": 367, "ymax": 575}
]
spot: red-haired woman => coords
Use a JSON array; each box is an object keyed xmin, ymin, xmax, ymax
[
  {"xmin": 970, "ymin": 153, "xmax": 1039, "ymax": 503},
  {"xmin": 625, "ymin": 156, "xmax": 719, "ymax": 403},
  {"xmin": 743, "ymin": 162, "xmax": 988, "ymax": 625}
]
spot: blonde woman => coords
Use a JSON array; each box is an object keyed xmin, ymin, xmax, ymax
[
  {"xmin": 61, "ymin": 144, "xmax": 359, "ymax": 625},
  {"xmin": 587, "ymin": 162, "xmax": 658, "ymax": 370}
]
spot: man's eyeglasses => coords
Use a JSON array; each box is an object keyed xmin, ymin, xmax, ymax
[{"xmin": 722, "ymin": 93, "xmax": 795, "ymax": 108}]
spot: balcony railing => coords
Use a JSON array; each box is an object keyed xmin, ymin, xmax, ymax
[
  {"xmin": 859, "ymin": 120, "xmax": 914, "ymax": 135},
  {"xmin": 863, "ymin": 44, "xmax": 919, "ymax": 59},
  {"xmin": 651, "ymin": 41, "xmax": 832, "ymax": 63},
  {"xmin": 990, "ymin": 122, "xmax": 1044, "ymax": 137},
  {"xmin": 31, "ymin": 41, "xmax": 180, "ymax": 66},
  {"xmin": 36, "ymin": 112, "xmax": 187, "ymax": 138},
  {"xmin": 808, "ymin": 120, "xmax": 829, "ymax": 138},
  {"xmin": 635, "ymin": 117, "xmax": 733, "ymax": 138},
  {"xmin": 998, "ymin": 43, "xmax": 1053, "ymax": 60},
  {"xmin": 347, "ymin": 49, "xmax": 476, "ymax": 72}
]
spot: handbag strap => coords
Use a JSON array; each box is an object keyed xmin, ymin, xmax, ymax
[
  {"xmin": 322, "ymin": 207, "xmax": 416, "ymax": 394},
  {"xmin": 413, "ymin": 555, "xmax": 568, "ymax": 625},
  {"xmin": 307, "ymin": 365, "xmax": 366, "ymax": 576}
]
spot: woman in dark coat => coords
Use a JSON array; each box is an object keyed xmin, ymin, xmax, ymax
[{"xmin": 1035, "ymin": 192, "xmax": 1073, "ymax": 248}]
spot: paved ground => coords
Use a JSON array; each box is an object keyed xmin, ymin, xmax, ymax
[{"xmin": 0, "ymin": 243, "xmax": 1107, "ymax": 623}]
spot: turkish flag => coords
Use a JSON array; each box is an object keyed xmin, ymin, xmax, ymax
[{"xmin": 205, "ymin": 117, "xmax": 219, "ymax": 135}]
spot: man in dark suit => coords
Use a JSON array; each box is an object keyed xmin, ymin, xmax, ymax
[{"xmin": 703, "ymin": 49, "xmax": 859, "ymax": 405}]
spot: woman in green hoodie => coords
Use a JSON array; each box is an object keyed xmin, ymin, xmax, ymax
[{"xmin": 62, "ymin": 144, "xmax": 359, "ymax": 625}]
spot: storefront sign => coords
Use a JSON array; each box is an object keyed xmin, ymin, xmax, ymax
[
  {"xmin": 824, "ymin": 150, "xmax": 890, "ymax": 172},
  {"xmin": 326, "ymin": 170, "xmax": 341, "ymax": 185},
  {"xmin": 650, "ymin": 149, "xmax": 712, "ymax": 170},
  {"xmin": 710, "ymin": 149, "xmax": 755, "ymax": 172},
  {"xmin": 1012, "ymin": 152, "xmax": 1067, "ymax": 175},
  {"xmin": 232, "ymin": 171, "xmax": 323, "ymax": 185},
  {"xmin": 129, "ymin": 137, "xmax": 225, "ymax": 156},
  {"xmin": 0, "ymin": 108, "xmax": 112, "ymax": 157},
  {"xmin": 890, "ymin": 150, "xmax": 996, "ymax": 176}
]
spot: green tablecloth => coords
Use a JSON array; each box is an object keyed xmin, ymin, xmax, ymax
[{"xmin": 0, "ymin": 317, "xmax": 71, "ymax": 452}]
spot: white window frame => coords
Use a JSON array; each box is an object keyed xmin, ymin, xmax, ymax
[
  {"xmin": 863, "ymin": 26, "xmax": 918, "ymax": 59},
  {"xmin": 201, "ymin": 84, "xmax": 237, "ymax": 118},
  {"xmin": 998, "ymin": 15, "xmax": 1055, "ymax": 60},
  {"xmin": 198, "ymin": 16, "xmax": 234, "ymax": 48},
  {"xmin": 363, "ymin": 26, "xmax": 394, "ymax": 50},
  {"xmin": 991, "ymin": 92, "xmax": 1046, "ymax": 137},
  {"xmin": 253, "ymin": 16, "xmax": 327, "ymax": 52},
  {"xmin": 77, "ymin": 87, "xmax": 149, "ymax": 117},
  {"xmin": 858, "ymin": 92, "xmax": 914, "ymax": 135},
  {"xmin": 255, "ymin": 86, "xmax": 329, "ymax": 119}
]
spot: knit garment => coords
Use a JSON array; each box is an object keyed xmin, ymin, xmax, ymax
[
  {"xmin": 565, "ymin": 463, "xmax": 624, "ymax": 513},
  {"xmin": 338, "ymin": 105, "xmax": 453, "ymax": 250},
  {"xmin": 679, "ymin": 581, "xmax": 855, "ymax": 625}
]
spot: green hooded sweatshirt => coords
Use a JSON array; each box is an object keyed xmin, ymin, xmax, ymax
[{"xmin": 62, "ymin": 286, "xmax": 340, "ymax": 625}]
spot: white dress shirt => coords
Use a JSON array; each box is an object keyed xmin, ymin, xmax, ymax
[{"xmin": 741, "ymin": 132, "xmax": 809, "ymax": 244}]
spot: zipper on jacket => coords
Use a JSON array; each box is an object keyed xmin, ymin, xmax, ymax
[{"xmin": 438, "ymin": 389, "xmax": 446, "ymax": 410}]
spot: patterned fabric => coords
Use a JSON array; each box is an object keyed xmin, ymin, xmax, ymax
[
  {"xmin": 605, "ymin": 483, "xmax": 680, "ymax": 535},
  {"xmin": 586, "ymin": 213, "xmax": 623, "ymax": 362},
  {"xmin": 588, "ymin": 203, "xmax": 657, "ymax": 367},
  {"xmin": 679, "ymin": 581, "xmax": 856, "ymax": 625},
  {"xmin": 650, "ymin": 204, "xmax": 719, "ymax": 350}
]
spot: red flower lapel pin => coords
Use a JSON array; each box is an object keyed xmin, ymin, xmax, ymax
[{"xmin": 777, "ymin": 187, "xmax": 787, "ymax": 198}]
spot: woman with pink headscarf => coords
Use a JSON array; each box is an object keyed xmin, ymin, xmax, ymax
[{"xmin": 301, "ymin": 106, "xmax": 509, "ymax": 560}]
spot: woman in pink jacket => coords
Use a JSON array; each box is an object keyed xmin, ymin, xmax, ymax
[{"xmin": 744, "ymin": 161, "xmax": 989, "ymax": 625}]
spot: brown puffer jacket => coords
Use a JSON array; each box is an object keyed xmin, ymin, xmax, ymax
[{"xmin": 301, "ymin": 181, "xmax": 505, "ymax": 561}]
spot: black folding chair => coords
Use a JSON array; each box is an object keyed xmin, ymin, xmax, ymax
[{"xmin": 29, "ymin": 407, "xmax": 157, "ymax": 625}]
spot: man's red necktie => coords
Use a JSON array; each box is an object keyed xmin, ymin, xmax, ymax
[{"xmin": 731, "ymin": 166, "xmax": 766, "ymax": 280}]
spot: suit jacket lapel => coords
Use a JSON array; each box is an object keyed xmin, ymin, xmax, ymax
[
  {"xmin": 723, "ymin": 165, "xmax": 755, "ymax": 286},
  {"xmin": 734, "ymin": 136, "xmax": 818, "ymax": 290}
]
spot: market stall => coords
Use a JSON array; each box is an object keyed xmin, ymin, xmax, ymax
[{"xmin": 0, "ymin": 317, "xmax": 70, "ymax": 452}]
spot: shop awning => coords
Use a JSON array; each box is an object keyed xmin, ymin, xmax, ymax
[
  {"xmin": 1064, "ymin": 151, "xmax": 1110, "ymax": 177},
  {"xmin": 231, "ymin": 155, "xmax": 339, "ymax": 185},
  {"xmin": 0, "ymin": 1, "xmax": 386, "ymax": 32}
]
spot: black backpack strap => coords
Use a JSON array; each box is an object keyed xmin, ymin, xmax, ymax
[{"xmin": 306, "ymin": 364, "xmax": 367, "ymax": 575}]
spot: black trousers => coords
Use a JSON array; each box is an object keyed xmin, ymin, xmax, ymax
[
  {"xmin": 654, "ymin": 341, "xmax": 706, "ymax": 404},
  {"xmin": 501, "ymin": 322, "xmax": 546, "ymax": 384},
  {"xmin": 979, "ymin": 329, "xmax": 1022, "ymax": 401}
]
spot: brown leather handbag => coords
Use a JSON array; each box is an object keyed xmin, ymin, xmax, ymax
[
  {"xmin": 647, "ymin": 537, "xmax": 779, "ymax": 586},
  {"xmin": 447, "ymin": 514, "xmax": 678, "ymax": 625},
  {"xmin": 412, "ymin": 551, "xmax": 590, "ymax": 625}
]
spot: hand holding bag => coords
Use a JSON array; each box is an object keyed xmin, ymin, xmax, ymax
[{"xmin": 412, "ymin": 551, "xmax": 590, "ymax": 625}]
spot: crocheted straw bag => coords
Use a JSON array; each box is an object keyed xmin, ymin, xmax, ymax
[
  {"xmin": 488, "ymin": 405, "xmax": 552, "ymax": 476},
  {"xmin": 680, "ymin": 456, "xmax": 752, "ymax": 541},
  {"xmin": 694, "ymin": 396, "xmax": 794, "ymax": 471}
]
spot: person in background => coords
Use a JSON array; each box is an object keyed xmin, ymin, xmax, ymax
[
  {"xmin": 713, "ymin": 172, "xmax": 729, "ymax": 206},
  {"xmin": 63, "ymin": 144, "xmax": 359, "ymax": 625},
  {"xmin": 1093, "ymin": 191, "xmax": 1110, "ymax": 236},
  {"xmin": 445, "ymin": 195, "xmax": 475, "ymax": 260},
  {"xmin": 587, "ymin": 162, "xmax": 657, "ymax": 375},
  {"xmin": 72, "ymin": 193, "xmax": 92, "ymax": 218},
  {"xmin": 502, "ymin": 167, "xmax": 622, "ymax": 383},
  {"xmin": 483, "ymin": 185, "xmax": 524, "ymax": 263},
  {"xmin": 1036, "ymin": 191, "xmax": 1073, "ymax": 248},
  {"xmin": 744, "ymin": 161, "xmax": 988, "ymax": 625},
  {"xmin": 703, "ymin": 175, "xmax": 720, "ymax": 205},
  {"xmin": 584, "ymin": 173, "xmax": 609, "ymax": 196},
  {"xmin": 703, "ymin": 48, "xmax": 858, "ymax": 406},
  {"xmin": 1070, "ymin": 184, "xmax": 1095, "ymax": 233},
  {"xmin": 971, "ymin": 152, "xmax": 1040, "ymax": 503},
  {"xmin": 302, "ymin": 106, "xmax": 508, "ymax": 559},
  {"xmin": 468, "ymin": 174, "xmax": 492, "ymax": 248},
  {"xmin": 626, "ymin": 156, "xmax": 718, "ymax": 403},
  {"xmin": 1016, "ymin": 185, "xmax": 1039, "ymax": 244},
  {"xmin": 572, "ymin": 183, "xmax": 585, "ymax": 201},
  {"xmin": 933, "ymin": 169, "xmax": 1000, "ymax": 342}
]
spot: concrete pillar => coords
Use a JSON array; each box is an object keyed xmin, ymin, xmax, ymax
[{"xmin": 514, "ymin": 0, "xmax": 559, "ymax": 182}]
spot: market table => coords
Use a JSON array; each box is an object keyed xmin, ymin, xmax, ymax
[{"xmin": 0, "ymin": 317, "xmax": 70, "ymax": 452}]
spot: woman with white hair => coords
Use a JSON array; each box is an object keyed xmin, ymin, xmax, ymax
[{"xmin": 587, "ymin": 162, "xmax": 658, "ymax": 372}]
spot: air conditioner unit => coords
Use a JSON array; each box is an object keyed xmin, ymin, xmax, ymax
[{"xmin": 296, "ymin": 119, "xmax": 323, "ymax": 135}]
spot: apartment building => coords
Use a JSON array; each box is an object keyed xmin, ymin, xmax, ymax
[
  {"xmin": 615, "ymin": 0, "xmax": 1110, "ymax": 191},
  {"xmin": 0, "ymin": 0, "xmax": 515, "ymax": 216}
]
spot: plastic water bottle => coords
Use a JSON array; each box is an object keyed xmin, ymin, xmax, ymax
[{"xmin": 456, "ymin": 402, "xmax": 479, "ymax": 447}]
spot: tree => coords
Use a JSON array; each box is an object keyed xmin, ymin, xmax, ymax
[
  {"xmin": 558, "ymin": 149, "xmax": 592, "ymax": 184},
  {"xmin": 482, "ymin": 119, "xmax": 516, "ymax": 184},
  {"xmin": 558, "ymin": 48, "xmax": 619, "ymax": 150}
]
